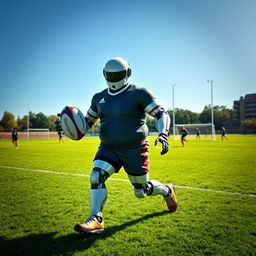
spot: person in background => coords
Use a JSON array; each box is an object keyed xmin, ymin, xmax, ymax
[
  {"xmin": 11, "ymin": 127, "xmax": 18, "ymax": 148},
  {"xmin": 180, "ymin": 126, "xmax": 188, "ymax": 147},
  {"xmin": 221, "ymin": 126, "xmax": 228, "ymax": 141},
  {"xmin": 196, "ymin": 128, "xmax": 200, "ymax": 140},
  {"xmin": 58, "ymin": 130, "xmax": 64, "ymax": 143}
]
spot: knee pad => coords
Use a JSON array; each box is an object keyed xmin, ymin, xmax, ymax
[{"xmin": 90, "ymin": 167, "xmax": 109, "ymax": 189}]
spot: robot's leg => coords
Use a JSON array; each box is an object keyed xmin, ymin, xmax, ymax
[
  {"xmin": 89, "ymin": 160, "xmax": 116, "ymax": 217},
  {"xmin": 128, "ymin": 174, "xmax": 169, "ymax": 198}
]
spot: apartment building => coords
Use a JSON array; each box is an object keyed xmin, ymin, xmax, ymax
[{"xmin": 233, "ymin": 93, "xmax": 256, "ymax": 121}]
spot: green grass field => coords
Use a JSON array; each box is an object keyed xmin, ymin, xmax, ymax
[{"xmin": 0, "ymin": 135, "xmax": 255, "ymax": 256}]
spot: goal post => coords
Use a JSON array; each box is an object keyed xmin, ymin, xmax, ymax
[
  {"xmin": 25, "ymin": 128, "xmax": 50, "ymax": 139},
  {"xmin": 174, "ymin": 123, "xmax": 216, "ymax": 140}
]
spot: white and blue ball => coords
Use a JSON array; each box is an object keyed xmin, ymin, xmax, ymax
[{"xmin": 60, "ymin": 106, "xmax": 86, "ymax": 140}]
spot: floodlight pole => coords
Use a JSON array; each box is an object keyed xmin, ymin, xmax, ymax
[
  {"xmin": 171, "ymin": 84, "xmax": 176, "ymax": 139},
  {"xmin": 27, "ymin": 103, "xmax": 29, "ymax": 140},
  {"xmin": 207, "ymin": 80, "xmax": 214, "ymax": 140}
]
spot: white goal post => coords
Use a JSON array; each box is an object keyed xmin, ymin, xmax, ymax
[
  {"xmin": 25, "ymin": 128, "xmax": 50, "ymax": 139},
  {"xmin": 174, "ymin": 123, "xmax": 216, "ymax": 140}
]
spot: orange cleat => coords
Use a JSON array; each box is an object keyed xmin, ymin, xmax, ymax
[
  {"xmin": 164, "ymin": 184, "xmax": 178, "ymax": 212},
  {"xmin": 74, "ymin": 215, "xmax": 104, "ymax": 235}
]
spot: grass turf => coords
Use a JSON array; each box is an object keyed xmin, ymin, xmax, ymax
[{"xmin": 0, "ymin": 135, "xmax": 255, "ymax": 256}]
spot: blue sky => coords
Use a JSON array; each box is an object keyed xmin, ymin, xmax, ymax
[{"xmin": 0, "ymin": 0, "xmax": 256, "ymax": 119}]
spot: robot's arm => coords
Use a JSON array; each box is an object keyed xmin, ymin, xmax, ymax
[
  {"xmin": 84, "ymin": 107, "xmax": 99, "ymax": 132},
  {"xmin": 154, "ymin": 110, "xmax": 170, "ymax": 155},
  {"xmin": 145, "ymin": 101, "xmax": 171, "ymax": 155},
  {"xmin": 154, "ymin": 110, "xmax": 170, "ymax": 136},
  {"xmin": 144, "ymin": 101, "xmax": 170, "ymax": 136}
]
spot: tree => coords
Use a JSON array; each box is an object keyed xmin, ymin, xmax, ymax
[
  {"xmin": 17, "ymin": 116, "xmax": 29, "ymax": 131},
  {"xmin": 168, "ymin": 109, "xmax": 200, "ymax": 124},
  {"xmin": 16, "ymin": 112, "xmax": 59, "ymax": 131},
  {"xmin": 28, "ymin": 111, "xmax": 37, "ymax": 129},
  {"xmin": 0, "ymin": 111, "xmax": 18, "ymax": 130},
  {"xmin": 30, "ymin": 112, "xmax": 48, "ymax": 128},
  {"xmin": 240, "ymin": 119, "xmax": 256, "ymax": 133},
  {"xmin": 199, "ymin": 105, "xmax": 233, "ymax": 130},
  {"xmin": 48, "ymin": 115, "xmax": 59, "ymax": 131},
  {"xmin": 214, "ymin": 106, "xmax": 233, "ymax": 130},
  {"xmin": 199, "ymin": 105, "xmax": 212, "ymax": 124}
]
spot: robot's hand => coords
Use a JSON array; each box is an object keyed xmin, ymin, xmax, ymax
[
  {"xmin": 55, "ymin": 114, "xmax": 62, "ymax": 132},
  {"xmin": 154, "ymin": 133, "xmax": 169, "ymax": 155}
]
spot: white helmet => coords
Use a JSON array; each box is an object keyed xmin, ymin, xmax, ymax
[{"xmin": 103, "ymin": 57, "xmax": 131, "ymax": 91}]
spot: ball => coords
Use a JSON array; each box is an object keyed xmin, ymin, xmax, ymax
[{"xmin": 60, "ymin": 106, "xmax": 86, "ymax": 140}]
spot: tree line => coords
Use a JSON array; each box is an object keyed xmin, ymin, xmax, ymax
[
  {"xmin": 0, "ymin": 111, "xmax": 58, "ymax": 132},
  {"xmin": 0, "ymin": 105, "xmax": 255, "ymax": 132}
]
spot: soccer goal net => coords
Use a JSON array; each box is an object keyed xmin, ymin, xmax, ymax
[
  {"xmin": 174, "ymin": 123, "xmax": 216, "ymax": 140},
  {"xmin": 24, "ymin": 128, "xmax": 50, "ymax": 139}
]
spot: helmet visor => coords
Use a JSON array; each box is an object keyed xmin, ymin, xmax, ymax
[{"xmin": 104, "ymin": 70, "xmax": 126, "ymax": 82}]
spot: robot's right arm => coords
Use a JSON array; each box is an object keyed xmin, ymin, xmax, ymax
[
  {"xmin": 55, "ymin": 107, "xmax": 99, "ymax": 134},
  {"xmin": 84, "ymin": 107, "xmax": 99, "ymax": 132}
]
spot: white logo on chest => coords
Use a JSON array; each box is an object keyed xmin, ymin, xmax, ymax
[{"xmin": 99, "ymin": 98, "xmax": 105, "ymax": 104}]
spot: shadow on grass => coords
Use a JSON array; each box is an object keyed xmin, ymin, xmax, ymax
[{"xmin": 0, "ymin": 211, "xmax": 169, "ymax": 256}]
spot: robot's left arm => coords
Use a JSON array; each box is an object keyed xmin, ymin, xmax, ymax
[
  {"xmin": 145, "ymin": 102, "xmax": 171, "ymax": 155},
  {"xmin": 154, "ymin": 110, "xmax": 170, "ymax": 136}
]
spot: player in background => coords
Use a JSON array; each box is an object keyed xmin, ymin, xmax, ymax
[
  {"xmin": 196, "ymin": 128, "xmax": 200, "ymax": 140},
  {"xmin": 11, "ymin": 127, "xmax": 18, "ymax": 149},
  {"xmin": 62, "ymin": 57, "xmax": 178, "ymax": 235},
  {"xmin": 55, "ymin": 117, "xmax": 65, "ymax": 143},
  {"xmin": 58, "ymin": 130, "xmax": 64, "ymax": 143},
  {"xmin": 221, "ymin": 126, "xmax": 228, "ymax": 141},
  {"xmin": 180, "ymin": 126, "xmax": 188, "ymax": 147}
]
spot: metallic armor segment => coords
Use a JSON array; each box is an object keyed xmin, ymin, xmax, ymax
[
  {"xmin": 147, "ymin": 180, "xmax": 169, "ymax": 196},
  {"xmin": 155, "ymin": 111, "xmax": 170, "ymax": 135},
  {"xmin": 87, "ymin": 108, "xmax": 99, "ymax": 119},
  {"xmin": 128, "ymin": 173, "xmax": 149, "ymax": 184},
  {"xmin": 93, "ymin": 160, "xmax": 116, "ymax": 176},
  {"xmin": 89, "ymin": 188, "xmax": 107, "ymax": 217},
  {"xmin": 144, "ymin": 101, "xmax": 161, "ymax": 117}
]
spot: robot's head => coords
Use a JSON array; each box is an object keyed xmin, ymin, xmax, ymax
[{"xmin": 103, "ymin": 57, "xmax": 131, "ymax": 91}]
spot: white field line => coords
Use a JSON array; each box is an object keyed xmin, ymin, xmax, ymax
[{"xmin": 1, "ymin": 165, "xmax": 256, "ymax": 198}]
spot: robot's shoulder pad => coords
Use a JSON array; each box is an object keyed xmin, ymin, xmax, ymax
[
  {"xmin": 92, "ymin": 89, "xmax": 107, "ymax": 101},
  {"xmin": 133, "ymin": 85, "xmax": 154, "ymax": 97}
]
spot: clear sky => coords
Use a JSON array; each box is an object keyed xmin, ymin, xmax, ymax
[{"xmin": 1, "ymin": 0, "xmax": 256, "ymax": 119}]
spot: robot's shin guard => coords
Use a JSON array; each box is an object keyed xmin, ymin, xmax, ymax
[
  {"xmin": 90, "ymin": 188, "xmax": 107, "ymax": 217},
  {"xmin": 146, "ymin": 180, "xmax": 169, "ymax": 197},
  {"xmin": 89, "ymin": 160, "xmax": 116, "ymax": 217}
]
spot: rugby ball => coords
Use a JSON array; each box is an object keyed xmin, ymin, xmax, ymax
[{"xmin": 60, "ymin": 106, "xmax": 86, "ymax": 140}]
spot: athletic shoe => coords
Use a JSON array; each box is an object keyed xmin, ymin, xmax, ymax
[
  {"xmin": 164, "ymin": 184, "xmax": 178, "ymax": 212},
  {"xmin": 74, "ymin": 215, "xmax": 104, "ymax": 234}
]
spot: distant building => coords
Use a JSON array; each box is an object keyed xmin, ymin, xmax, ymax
[{"xmin": 233, "ymin": 93, "xmax": 256, "ymax": 121}]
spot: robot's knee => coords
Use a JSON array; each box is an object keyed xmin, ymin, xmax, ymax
[
  {"xmin": 90, "ymin": 171, "xmax": 99, "ymax": 185},
  {"xmin": 90, "ymin": 167, "xmax": 109, "ymax": 189}
]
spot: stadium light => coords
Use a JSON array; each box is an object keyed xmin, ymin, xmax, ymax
[
  {"xmin": 170, "ymin": 84, "xmax": 176, "ymax": 139},
  {"xmin": 207, "ymin": 80, "xmax": 215, "ymax": 140}
]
